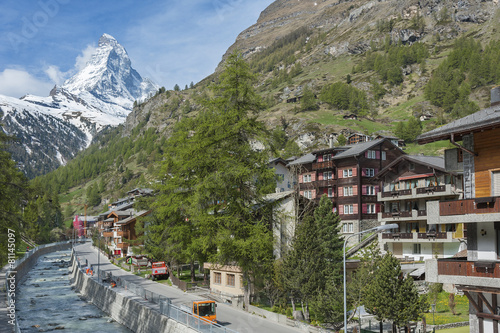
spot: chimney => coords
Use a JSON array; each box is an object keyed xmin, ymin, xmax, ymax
[
  {"xmin": 491, "ymin": 86, "xmax": 500, "ymax": 107},
  {"xmin": 329, "ymin": 134, "xmax": 335, "ymax": 148}
]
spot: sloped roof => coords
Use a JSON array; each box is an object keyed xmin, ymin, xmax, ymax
[
  {"xmin": 332, "ymin": 138, "xmax": 391, "ymax": 159},
  {"xmin": 115, "ymin": 210, "xmax": 150, "ymax": 225},
  {"xmin": 374, "ymin": 155, "xmax": 448, "ymax": 179},
  {"xmin": 418, "ymin": 103, "xmax": 500, "ymax": 143},
  {"xmin": 287, "ymin": 153, "xmax": 316, "ymax": 166},
  {"xmin": 406, "ymin": 155, "xmax": 445, "ymax": 169},
  {"xmin": 263, "ymin": 190, "xmax": 294, "ymax": 202}
]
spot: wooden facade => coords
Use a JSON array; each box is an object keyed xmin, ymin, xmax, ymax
[
  {"xmin": 475, "ymin": 128, "xmax": 500, "ymax": 198},
  {"xmin": 294, "ymin": 139, "xmax": 404, "ymax": 243}
]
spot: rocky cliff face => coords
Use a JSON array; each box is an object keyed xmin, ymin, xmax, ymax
[{"xmin": 220, "ymin": 0, "xmax": 499, "ymax": 64}]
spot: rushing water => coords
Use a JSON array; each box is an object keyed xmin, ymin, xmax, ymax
[{"xmin": 16, "ymin": 249, "xmax": 132, "ymax": 333}]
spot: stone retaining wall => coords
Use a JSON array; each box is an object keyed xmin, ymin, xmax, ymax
[
  {"xmin": 70, "ymin": 257, "xmax": 197, "ymax": 333},
  {"xmin": 15, "ymin": 242, "xmax": 73, "ymax": 285}
]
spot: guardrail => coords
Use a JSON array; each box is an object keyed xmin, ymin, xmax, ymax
[{"xmin": 74, "ymin": 251, "xmax": 237, "ymax": 333}]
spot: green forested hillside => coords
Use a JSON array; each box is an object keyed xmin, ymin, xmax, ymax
[{"xmin": 30, "ymin": 0, "xmax": 500, "ymax": 226}]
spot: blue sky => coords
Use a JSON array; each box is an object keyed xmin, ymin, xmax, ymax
[{"xmin": 0, "ymin": 0, "xmax": 274, "ymax": 98}]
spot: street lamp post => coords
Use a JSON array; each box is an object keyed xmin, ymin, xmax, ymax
[
  {"xmin": 343, "ymin": 223, "xmax": 398, "ymax": 333},
  {"xmin": 97, "ymin": 227, "xmax": 101, "ymax": 283}
]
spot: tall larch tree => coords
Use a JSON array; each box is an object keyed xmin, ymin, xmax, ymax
[{"xmin": 153, "ymin": 52, "xmax": 275, "ymax": 309}]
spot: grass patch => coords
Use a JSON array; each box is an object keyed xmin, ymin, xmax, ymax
[
  {"xmin": 172, "ymin": 267, "xmax": 204, "ymax": 282},
  {"xmin": 424, "ymin": 292, "xmax": 469, "ymax": 325},
  {"xmin": 302, "ymin": 110, "xmax": 391, "ymax": 134},
  {"xmin": 384, "ymin": 95, "xmax": 425, "ymax": 120},
  {"xmin": 403, "ymin": 141, "xmax": 454, "ymax": 156},
  {"xmin": 59, "ymin": 186, "xmax": 85, "ymax": 204}
]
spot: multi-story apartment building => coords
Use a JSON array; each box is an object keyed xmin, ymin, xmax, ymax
[
  {"xmin": 375, "ymin": 154, "xmax": 464, "ymax": 260},
  {"xmin": 101, "ymin": 209, "xmax": 150, "ymax": 257},
  {"xmin": 422, "ymin": 87, "xmax": 500, "ymax": 332},
  {"xmin": 290, "ymin": 138, "xmax": 404, "ymax": 245}
]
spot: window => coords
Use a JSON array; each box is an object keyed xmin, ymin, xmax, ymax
[
  {"xmin": 367, "ymin": 204, "xmax": 376, "ymax": 214},
  {"xmin": 365, "ymin": 168, "xmax": 375, "ymax": 177},
  {"xmin": 343, "ymin": 186, "xmax": 353, "ymax": 196},
  {"xmin": 303, "ymin": 174, "xmax": 312, "ymax": 183},
  {"xmin": 277, "ymin": 174, "xmax": 285, "ymax": 182},
  {"xmin": 343, "ymin": 223, "xmax": 353, "ymax": 233},
  {"xmin": 367, "ymin": 185, "xmax": 376, "ymax": 195},
  {"xmin": 367, "ymin": 150, "xmax": 376, "ymax": 159},
  {"xmin": 343, "ymin": 169, "xmax": 353, "ymax": 178},
  {"xmin": 382, "ymin": 151, "xmax": 386, "ymax": 160},
  {"xmin": 227, "ymin": 274, "xmax": 235, "ymax": 287},
  {"xmin": 323, "ymin": 154, "xmax": 332, "ymax": 161},
  {"xmin": 344, "ymin": 204, "xmax": 353, "ymax": 214},
  {"xmin": 214, "ymin": 272, "xmax": 221, "ymax": 284},
  {"xmin": 328, "ymin": 187, "xmax": 333, "ymax": 197},
  {"xmin": 323, "ymin": 171, "xmax": 333, "ymax": 180},
  {"xmin": 413, "ymin": 244, "xmax": 421, "ymax": 254}
]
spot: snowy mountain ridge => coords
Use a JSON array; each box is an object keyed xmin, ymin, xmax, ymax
[{"xmin": 0, "ymin": 33, "xmax": 159, "ymax": 178}]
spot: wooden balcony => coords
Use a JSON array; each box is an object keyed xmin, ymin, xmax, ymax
[
  {"xmin": 381, "ymin": 232, "xmax": 413, "ymax": 239},
  {"xmin": 116, "ymin": 230, "xmax": 129, "ymax": 238},
  {"xmin": 381, "ymin": 211, "xmax": 412, "ymax": 218},
  {"xmin": 316, "ymin": 179, "xmax": 335, "ymax": 187},
  {"xmin": 380, "ymin": 210, "xmax": 427, "ymax": 222},
  {"xmin": 437, "ymin": 260, "xmax": 500, "ymax": 279},
  {"xmin": 416, "ymin": 185, "xmax": 446, "ymax": 194},
  {"xmin": 299, "ymin": 182, "xmax": 316, "ymax": 190},
  {"xmin": 312, "ymin": 161, "xmax": 334, "ymax": 170},
  {"xmin": 103, "ymin": 231, "xmax": 113, "ymax": 238},
  {"xmin": 417, "ymin": 232, "xmax": 447, "ymax": 239},
  {"xmin": 439, "ymin": 197, "xmax": 500, "ymax": 216},
  {"xmin": 116, "ymin": 242, "xmax": 129, "ymax": 249},
  {"xmin": 379, "ymin": 184, "xmax": 459, "ymax": 202}
]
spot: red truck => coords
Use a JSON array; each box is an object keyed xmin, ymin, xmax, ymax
[{"xmin": 151, "ymin": 261, "xmax": 169, "ymax": 281}]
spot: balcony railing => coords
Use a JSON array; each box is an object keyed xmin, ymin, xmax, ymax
[
  {"xmin": 103, "ymin": 231, "xmax": 113, "ymax": 238},
  {"xmin": 437, "ymin": 259, "xmax": 500, "ymax": 278},
  {"xmin": 381, "ymin": 211, "xmax": 412, "ymax": 218},
  {"xmin": 380, "ymin": 184, "xmax": 457, "ymax": 201},
  {"xmin": 316, "ymin": 179, "xmax": 335, "ymax": 187},
  {"xmin": 417, "ymin": 232, "xmax": 447, "ymax": 239},
  {"xmin": 312, "ymin": 161, "xmax": 334, "ymax": 170},
  {"xmin": 416, "ymin": 185, "xmax": 446, "ymax": 194},
  {"xmin": 116, "ymin": 242, "xmax": 129, "ymax": 249},
  {"xmin": 116, "ymin": 230, "xmax": 129, "ymax": 237},
  {"xmin": 439, "ymin": 197, "xmax": 500, "ymax": 216},
  {"xmin": 417, "ymin": 210, "xmax": 427, "ymax": 217},
  {"xmin": 299, "ymin": 182, "xmax": 316, "ymax": 190},
  {"xmin": 381, "ymin": 232, "xmax": 413, "ymax": 239}
]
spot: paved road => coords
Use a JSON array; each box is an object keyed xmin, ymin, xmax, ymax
[{"xmin": 74, "ymin": 241, "xmax": 302, "ymax": 333}]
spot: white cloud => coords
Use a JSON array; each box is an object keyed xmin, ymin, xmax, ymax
[
  {"xmin": 44, "ymin": 65, "xmax": 66, "ymax": 85},
  {"xmin": 75, "ymin": 44, "xmax": 97, "ymax": 71},
  {"xmin": 0, "ymin": 68, "xmax": 53, "ymax": 98}
]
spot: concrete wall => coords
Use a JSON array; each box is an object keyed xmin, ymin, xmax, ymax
[
  {"xmin": 70, "ymin": 258, "xmax": 197, "ymax": 333},
  {"xmin": 15, "ymin": 242, "xmax": 73, "ymax": 285}
]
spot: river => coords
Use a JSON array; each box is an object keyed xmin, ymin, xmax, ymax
[{"xmin": 16, "ymin": 249, "xmax": 132, "ymax": 333}]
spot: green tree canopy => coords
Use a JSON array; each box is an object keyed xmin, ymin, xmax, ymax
[
  {"xmin": 152, "ymin": 52, "xmax": 275, "ymax": 307},
  {"xmin": 364, "ymin": 253, "xmax": 428, "ymax": 331}
]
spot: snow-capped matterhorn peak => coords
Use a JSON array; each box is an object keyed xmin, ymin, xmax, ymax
[
  {"xmin": 0, "ymin": 33, "xmax": 159, "ymax": 178},
  {"xmin": 63, "ymin": 33, "xmax": 158, "ymax": 108}
]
